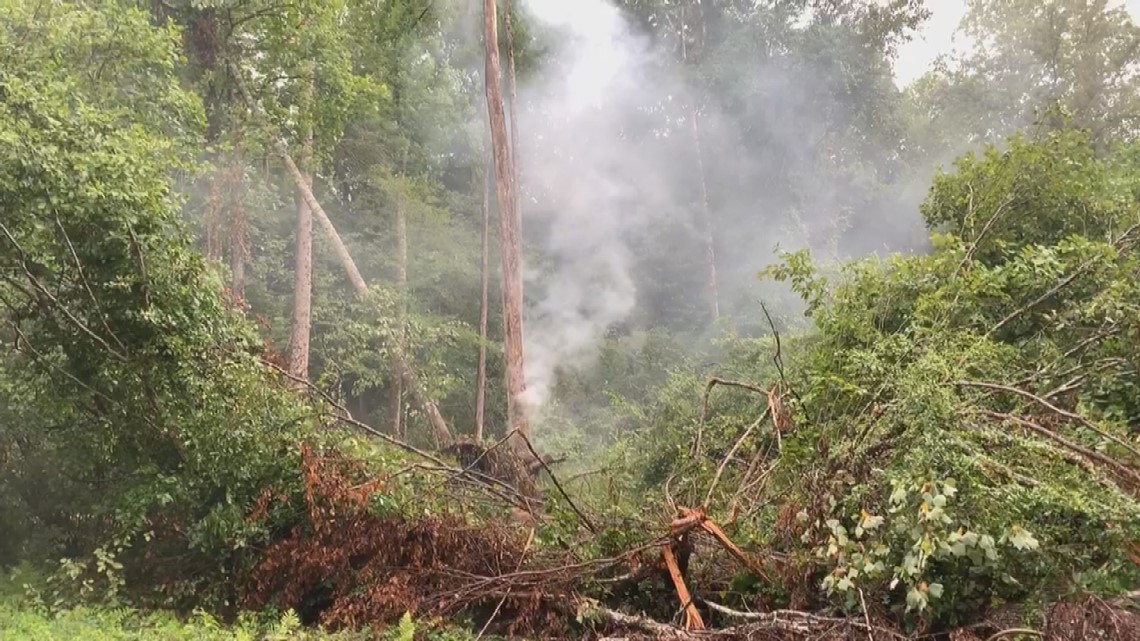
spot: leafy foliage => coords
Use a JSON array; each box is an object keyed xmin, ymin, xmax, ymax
[{"xmin": 4, "ymin": 0, "xmax": 1140, "ymax": 638}]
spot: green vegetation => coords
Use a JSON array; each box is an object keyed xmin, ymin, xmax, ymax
[{"xmin": 1, "ymin": 0, "xmax": 1139, "ymax": 639}]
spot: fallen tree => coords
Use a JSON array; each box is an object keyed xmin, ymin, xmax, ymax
[{"xmin": 226, "ymin": 58, "xmax": 455, "ymax": 448}]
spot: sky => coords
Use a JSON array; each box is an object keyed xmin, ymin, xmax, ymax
[{"xmin": 893, "ymin": 0, "xmax": 1140, "ymax": 86}]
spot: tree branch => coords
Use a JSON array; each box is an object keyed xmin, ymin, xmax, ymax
[
  {"xmin": 983, "ymin": 410, "xmax": 1140, "ymax": 487},
  {"xmin": 959, "ymin": 380, "xmax": 1140, "ymax": 460}
]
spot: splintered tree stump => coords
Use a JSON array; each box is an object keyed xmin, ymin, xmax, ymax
[{"xmin": 662, "ymin": 541, "xmax": 703, "ymax": 631}]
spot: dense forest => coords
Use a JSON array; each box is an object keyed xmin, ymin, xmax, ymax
[{"xmin": 2, "ymin": 0, "xmax": 1140, "ymax": 639}]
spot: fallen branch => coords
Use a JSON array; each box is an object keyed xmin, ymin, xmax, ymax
[
  {"xmin": 517, "ymin": 431, "xmax": 597, "ymax": 533},
  {"xmin": 703, "ymin": 408, "xmax": 770, "ymax": 508},
  {"xmin": 260, "ymin": 358, "xmax": 537, "ymax": 513},
  {"xmin": 54, "ymin": 216, "xmax": 127, "ymax": 353},
  {"xmin": 701, "ymin": 519, "xmax": 769, "ymax": 581},
  {"xmin": 984, "ymin": 411, "xmax": 1140, "ymax": 487},
  {"xmin": 990, "ymin": 222, "xmax": 1140, "ymax": 334},
  {"xmin": 959, "ymin": 380, "xmax": 1140, "ymax": 461},
  {"xmin": 588, "ymin": 599, "xmax": 910, "ymax": 640},
  {"xmin": 983, "ymin": 630, "xmax": 1043, "ymax": 641},
  {"xmin": 583, "ymin": 601, "xmax": 690, "ymax": 639},
  {"xmin": 673, "ymin": 507, "xmax": 769, "ymax": 581},
  {"xmin": 474, "ymin": 526, "xmax": 535, "ymax": 641},
  {"xmin": 692, "ymin": 376, "xmax": 769, "ymax": 460},
  {"xmin": 0, "ymin": 223, "xmax": 128, "ymax": 362}
]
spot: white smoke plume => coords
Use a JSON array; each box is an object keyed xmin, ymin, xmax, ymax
[
  {"xmin": 510, "ymin": 0, "xmax": 936, "ymax": 422},
  {"xmin": 516, "ymin": 0, "xmax": 666, "ymax": 413}
]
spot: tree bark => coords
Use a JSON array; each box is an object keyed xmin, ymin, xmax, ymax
[
  {"xmin": 503, "ymin": 0, "xmax": 522, "ymax": 216},
  {"xmin": 287, "ymin": 61, "xmax": 315, "ymax": 382},
  {"xmin": 482, "ymin": 0, "xmax": 531, "ymax": 447},
  {"xmin": 227, "ymin": 162, "xmax": 247, "ymax": 304},
  {"xmin": 475, "ymin": 145, "xmax": 491, "ymax": 442},
  {"xmin": 229, "ymin": 215, "xmax": 246, "ymax": 302},
  {"xmin": 276, "ymin": 141, "xmax": 368, "ymax": 296},
  {"xmin": 391, "ymin": 187, "xmax": 408, "ymax": 439},
  {"xmin": 680, "ymin": 2, "xmax": 719, "ymax": 323}
]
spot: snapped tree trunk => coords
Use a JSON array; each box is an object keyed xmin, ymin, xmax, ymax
[
  {"xmin": 227, "ymin": 60, "xmax": 452, "ymax": 446},
  {"xmin": 284, "ymin": 148, "xmax": 450, "ymax": 445},
  {"xmin": 483, "ymin": 0, "xmax": 531, "ymax": 448},
  {"xmin": 287, "ymin": 61, "xmax": 315, "ymax": 382}
]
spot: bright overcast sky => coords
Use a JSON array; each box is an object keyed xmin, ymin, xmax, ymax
[{"xmin": 893, "ymin": 0, "xmax": 1140, "ymax": 87}]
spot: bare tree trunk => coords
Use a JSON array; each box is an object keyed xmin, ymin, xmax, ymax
[
  {"xmin": 205, "ymin": 170, "xmax": 224, "ymax": 261},
  {"xmin": 278, "ymin": 145, "xmax": 368, "ymax": 295},
  {"xmin": 287, "ymin": 61, "xmax": 315, "ymax": 381},
  {"xmin": 503, "ymin": 0, "xmax": 522, "ymax": 215},
  {"xmin": 390, "ymin": 191, "xmax": 407, "ymax": 438},
  {"xmin": 681, "ymin": 3, "xmax": 720, "ymax": 323},
  {"xmin": 475, "ymin": 147, "xmax": 491, "ymax": 442},
  {"xmin": 229, "ymin": 214, "xmax": 246, "ymax": 302},
  {"xmin": 227, "ymin": 162, "xmax": 247, "ymax": 304},
  {"xmin": 284, "ymin": 148, "xmax": 450, "ymax": 445},
  {"xmin": 482, "ymin": 0, "xmax": 531, "ymax": 447}
]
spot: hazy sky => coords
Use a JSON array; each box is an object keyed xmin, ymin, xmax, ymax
[{"xmin": 894, "ymin": 0, "xmax": 1140, "ymax": 86}]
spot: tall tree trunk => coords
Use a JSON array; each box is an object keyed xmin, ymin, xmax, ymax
[
  {"xmin": 205, "ymin": 170, "xmax": 224, "ymax": 261},
  {"xmin": 475, "ymin": 145, "xmax": 491, "ymax": 442},
  {"xmin": 503, "ymin": 0, "xmax": 522, "ymax": 215},
  {"xmin": 391, "ymin": 189, "xmax": 408, "ymax": 439},
  {"xmin": 283, "ymin": 145, "xmax": 451, "ymax": 445},
  {"xmin": 229, "ymin": 212, "xmax": 246, "ymax": 302},
  {"xmin": 287, "ymin": 61, "xmax": 315, "ymax": 382},
  {"xmin": 483, "ymin": 0, "xmax": 531, "ymax": 448},
  {"xmin": 227, "ymin": 161, "xmax": 247, "ymax": 305},
  {"xmin": 681, "ymin": 3, "xmax": 720, "ymax": 323}
]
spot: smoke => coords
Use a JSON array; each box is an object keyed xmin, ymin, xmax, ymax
[
  {"xmin": 511, "ymin": 0, "xmax": 933, "ymax": 419},
  {"xmin": 516, "ymin": 0, "xmax": 666, "ymax": 412}
]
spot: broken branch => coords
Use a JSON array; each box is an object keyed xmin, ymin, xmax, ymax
[{"xmin": 959, "ymin": 380, "xmax": 1140, "ymax": 461}]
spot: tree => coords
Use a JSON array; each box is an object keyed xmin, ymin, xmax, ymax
[
  {"xmin": 0, "ymin": 0, "xmax": 317, "ymax": 574},
  {"xmin": 287, "ymin": 61, "xmax": 316, "ymax": 382},
  {"xmin": 483, "ymin": 0, "xmax": 531, "ymax": 447},
  {"xmin": 475, "ymin": 138, "xmax": 492, "ymax": 442},
  {"xmin": 909, "ymin": 0, "xmax": 1140, "ymax": 156},
  {"xmin": 504, "ymin": 0, "xmax": 522, "ymax": 214}
]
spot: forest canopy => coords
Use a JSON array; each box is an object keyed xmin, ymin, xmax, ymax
[{"xmin": 1, "ymin": 1, "xmax": 1139, "ymax": 640}]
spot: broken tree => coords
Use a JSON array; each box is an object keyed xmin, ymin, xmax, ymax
[{"xmin": 483, "ymin": 0, "xmax": 531, "ymax": 451}]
